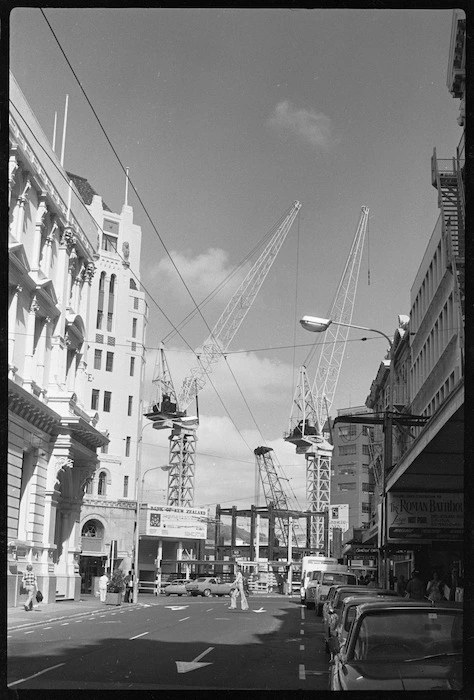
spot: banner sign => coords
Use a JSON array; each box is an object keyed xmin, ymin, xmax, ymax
[
  {"xmin": 145, "ymin": 504, "xmax": 208, "ymax": 540},
  {"xmin": 386, "ymin": 492, "xmax": 463, "ymax": 542},
  {"xmin": 329, "ymin": 504, "xmax": 349, "ymax": 534}
]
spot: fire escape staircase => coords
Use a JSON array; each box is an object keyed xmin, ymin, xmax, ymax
[{"xmin": 431, "ymin": 148, "xmax": 465, "ymax": 358}]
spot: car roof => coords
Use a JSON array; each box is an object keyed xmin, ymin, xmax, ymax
[
  {"xmin": 355, "ymin": 599, "xmax": 463, "ymax": 615},
  {"xmin": 342, "ymin": 594, "xmax": 397, "ymax": 608}
]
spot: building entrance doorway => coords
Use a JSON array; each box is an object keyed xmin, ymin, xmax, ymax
[{"xmin": 79, "ymin": 555, "xmax": 107, "ymax": 594}]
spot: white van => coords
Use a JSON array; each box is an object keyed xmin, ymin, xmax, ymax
[
  {"xmin": 307, "ymin": 568, "xmax": 358, "ymax": 614},
  {"xmin": 300, "ymin": 556, "xmax": 338, "ymax": 605}
]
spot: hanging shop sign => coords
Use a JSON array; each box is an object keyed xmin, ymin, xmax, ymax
[
  {"xmin": 386, "ymin": 492, "xmax": 463, "ymax": 542},
  {"xmin": 329, "ymin": 504, "xmax": 349, "ymax": 534},
  {"xmin": 144, "ymin": 504, "xmax": 208, "ymax": 540}
]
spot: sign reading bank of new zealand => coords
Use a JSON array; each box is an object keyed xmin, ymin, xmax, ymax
[
  {"xmin": 387, "ymin": 493, "xmax": 463, "ymax": 542},
  {"xmin": 145, "ymin": 504, "xmax": 208, "ymax": 540}
]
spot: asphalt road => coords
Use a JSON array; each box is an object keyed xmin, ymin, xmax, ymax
[{"xmin": 7, "ymin": 596, "xmax": 330, "ymax": 690}]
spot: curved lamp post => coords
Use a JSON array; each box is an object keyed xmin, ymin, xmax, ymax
[{"xmin": 300, "ymin": 314, "xmax": 394, "ymax": 586}]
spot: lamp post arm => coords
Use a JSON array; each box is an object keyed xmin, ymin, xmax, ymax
[{"xmin": 327, "ymin": 320, "xmax": 393, "ymax": 348}]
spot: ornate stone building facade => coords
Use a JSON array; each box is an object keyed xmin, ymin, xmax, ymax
[{"xmin": 8, "ymin": 73, "xmax": 108, "ymax": 605}]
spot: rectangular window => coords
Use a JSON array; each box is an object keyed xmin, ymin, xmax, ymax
[
  {"xmin": 123, "ymin": 476, "xmax": 129, "ymax": 498},
  {"xmin": 91, "ymin": 389, "xmax": 100, "ymax": 411},
  {"xmin": 132, "ymin": 318, "xmax": 137, "ymax": 337},
  {"xmin": 128, "ymin": 396, "xmax": 133, "ymax": 416},
  {"xmin": 362, "ymin": 444, "xmax": 370, "ymax": 455},
  {"xmin": 107, "ymin": 312, "xmax": 113, "ymax": 332},
  {"xmin": 338, "ymin": 424, "xmax": 357, "ymax": 437},
  {"xmin": 130, "ymin": 357, "xmax": 135, "ymax": 376},
  {"xmin": 103, "ymin": 391, "xmax": 112, "ymax": 412},
  {"xmin": 102, "ymin": 233, "xmax": 118, "ymax": 252},
  {"xmin": 338, "ymin": 482, "xmax": 357, "ymax": 491},
  {"xmin": 339, "ymin": 468, "xmax": 356, "ymax": 476},
  {"xmin": 362, "ymin": 503, "xmax": 371, "ymax": 513},
  {"xmin": 362, "ymin": 482, "xmax": 374, "ymax": 493},
  {"xmin": 125, "ymin": 436, "xmax": 131, "ymax": 457},
  {"xmin": 106, "ymin": 351, "xmax": 114, "ymax": 372},
  {"xmin": 96, "ymin": 310, "xmax": 103, "ymax": 330},
  {"xmin": 94, "ymin": 349, "xmax": 102, "ymax": 370},
  {"xmin": 133, "ymin": 297, "xmax": 139, "ymax": 310},
  {"xmin": 339, "ymin": 444, "xmax": 357, "ymax": 456}
]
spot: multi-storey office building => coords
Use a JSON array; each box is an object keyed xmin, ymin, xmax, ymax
[
  {"xmin": 70, "ymin": 173, "xmax": 148, "ymax": 593},
  {"xmin": 347, "ymin": 10, "xmax": 465, "ymax": 589},
  {"xmin": 8, "ymin": 74, "xmax": 108, "ymax": 605},
  {"xmin": 330, "ymin": 406, "xmax": 375, "ymax": 531}
]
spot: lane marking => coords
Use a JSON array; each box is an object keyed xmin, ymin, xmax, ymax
[
  {"xmin": 176, "ymin": 646, "xmax": 214, "ymax": 674},
  {"xmin": 8, "ymin": 662, "xmax": 66, "ymax": 687},
  {"xmin": 179, "ymin": 617, "xmax": 190, "ymax": 622},
  {"xmin": 206, "ymin": 609, "xmax": 213, "ymax": 612},
  {"xmin": 61, "ymin": 623, "xmax": 69, "ymax": 626},
  {"xmin": 300, "ymin": 644, "xmax": 305, "ymax": 651},
  {"xmin": 300, "ymin": 629, "xmax": 304, "ymax": 635},
  {"xmin": 301, "ymin": 607, "xmax": 305, "ymax": 620},
  {"xmin": 43, "ymin": 627, "xmax": 52, "ymax": 630},
  {"xmin": 130, "ymin": 631, "xmax": 149, "ymax": 640},
  {"xmin": 299, "ymin": 664, "xmax": 306, "ymax": 680}
]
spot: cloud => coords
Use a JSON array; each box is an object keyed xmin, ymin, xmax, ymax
[
  {"xmin": 150, "ymin": 247, "xmax": 247, "ymax": 301},
  {"xmin": 267, "ymin": 100, "xmax": 334, "ymax": 149}
]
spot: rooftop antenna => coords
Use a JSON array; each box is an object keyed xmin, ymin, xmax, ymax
[
  {"xmin": 124, "ymin": 166, "xmax": 129, "ymax": 206},
  {"xmin": 52, "ymin": 111, "xmax": 58, "ymax": 153},
  {"xmin": 60, "ymin": 94, "xmax": 69, "ymax": 167}
]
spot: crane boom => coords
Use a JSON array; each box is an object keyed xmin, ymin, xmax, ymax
[
  {"xmin": 178, "ymin": 201, "xmax": 301, "ymax": 412},
  {"xmin": 285, "ymin": 206, "xmax": 369, "ymax": 551}
]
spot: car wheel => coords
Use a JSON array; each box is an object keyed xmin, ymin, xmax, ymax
[
  {"xmin": 203, "ymin": 588, "xmax": 211, "ymax": 597},
  {"xmin": 325, "ymin": 640, "xmax": 329, "ymax": 654},
  {"xmin": 178, "ymin": 594, "xmax": 182, "ymax": 597},
  {"xmin": 186, "ymin": 591, "xmax": 192, "ymax": 596}
]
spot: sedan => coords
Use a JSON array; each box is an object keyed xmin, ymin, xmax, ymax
[
  {"xmin": 329, "ymin": 595, "xmax": 401, "ymax": 654},
  {"xmin": 329, "ymin": 600, "xmax": 463, "ymax": 690},
  {"xmin": 325, "ymin": 587, "xmax": 400, "ymax": 643},
  {"xmin": 163, "ymin": 579, "xmax": 191, "ymax": 596},
  {"xmin": 185, "ymin": 576, "xmax": 234, "ymax": 597}
]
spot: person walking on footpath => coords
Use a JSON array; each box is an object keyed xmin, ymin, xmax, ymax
[
  {"xmin": 124, "ymin": 571, "xmax": 134, "ymax": 602},
  {"xmin": 98, "ymin": 570, "xmax": 109, "ymax": 603},
  {"xmin": 426, "ymin": 571, "xmax": 444, "ymax": 602},
  {"xmin": 396, "ymin": 573, "xmax": 407, "ymax": 596},
  {"xmin": 229, "ymin": 565, "xmax": 249, "ymax": 611},
  {"xmin": 21, "ymin": 564, "xmax": 37, "ymax": 611},
  {"xmin": 405, "ymin": 570, "xmax": 425, "ymax": 600}
]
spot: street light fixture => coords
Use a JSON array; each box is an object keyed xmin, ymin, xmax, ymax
[{"xmin": 300, "ymin": 314, "xmax": 394, "ymax": 586}]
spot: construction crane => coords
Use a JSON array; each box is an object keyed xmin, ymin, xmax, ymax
[
  {"xmin": 254, "ymin": 446, "xmax": 306, "ymax": 549},
  {"xmin": 285, "ymin": 206, "xmax": 369, "ymax": 552},
  {"xmin": 146, "ymin": 201, "xmax": 302, "ymax": 507}
]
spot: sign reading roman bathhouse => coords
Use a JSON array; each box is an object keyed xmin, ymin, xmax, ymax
[
  {"xmin": 144, "ymin": 504, "xmax": 208, "ymax": 540},
  {"xmin": 386, "ymin": 492, "xmax": 463, "ymax": 542}
]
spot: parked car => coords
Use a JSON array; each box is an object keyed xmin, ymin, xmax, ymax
[
  {"xmin": 324, "ymin": 587, "xmax": 400, "ymax": 643},
  {"xmin": 306, "ymin": 571, "xmax": 358, "ymax": 614},
  {"xmin": 185, "ymin": 576, "xmax": 234, "ymax": 597},
  {"xmin": 322, "ymin": 585, "xmax": 345, "ymax": 627},
  {"xmin": 163, "ymin": 579, "xmax": 191, "ymax": 596},
  {"xmin": 329, "ymin": 600, "xmax": 463, "ymax": 690},
  {"xmin": 329, "ymin": 595, "xmax": 401, "ymax": 654}
]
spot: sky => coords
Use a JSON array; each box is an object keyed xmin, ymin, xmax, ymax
[{"xmin": 10, "ymin": 8, "xmax": 463, "ymax": 517}]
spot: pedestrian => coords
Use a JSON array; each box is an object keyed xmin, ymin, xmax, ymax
[
  {"xmin": 426, "ymin": 571, "xmax": 444, "ymax": 602},
  {"xmin": 21, "ymin": 564, "xmax": 37, "ymax": 611},
  {"xmin": 228, "ymin": 565, "xmax": 249, "ymax": 611},
  {"xmin": 396, "ymin": 573, "xmax": 407, "ymax": 596},
  {"xmin": 405, "ymin": 570, "xmax": 425, "ymax": 600},
  {"xmin": 98, "ymin": 570, "xmax": 109, "ymax": 603},
  {"xmin": 124, "ymin": 571, "xmax": 134, "ymax": 602},
  {"xmin": 358, "ymin": 574, "xmax": 366, "ymax": 586}
]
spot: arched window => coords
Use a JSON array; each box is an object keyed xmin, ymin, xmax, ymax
[
  {"xmin": 81, "ymin": 519, "xmax": 104, "ymax": 538},
  {"xmin": 97, "ymin": 471, "xmax": 107, "ymax": 496},
  {"xmin": 107, "ymin": 274, "xmax": 116, "ymax": 332},
  {"xmin": 97, "ymin": 272, "xmax": 105, "ymax": 329}
]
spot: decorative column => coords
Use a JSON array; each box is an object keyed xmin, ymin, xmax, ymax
[
  {"xmin": 49, "ymin": 227, "xmax": 75, "ymax": 392},
  {"xmin": 22, "ymin": 295, "xmax": 40, "ymax": 386},
  {"xmin": 8, "ymin": 285, "xmax": 22, "ymax": 372},
  {"xmin": 40, "ymin": 219, "xmax": 58, "ymax": 277},
  {"xmin": 31, "ymin": 194, "xmax": 48, "ymax": 272},
  {"xmin": 8, "ymin": 148, "xmax": 19, "ymax": 207},
  {"xmin": 67, "ymin": 248, "xmax": 78, "ymax": 311},
  {"xmin": 14, "ymin": 177, "xmax": 31, "ymax": 242},
  {"xmin": 35, "ymin": 316, "xmax": 52, "ymax": 396}
]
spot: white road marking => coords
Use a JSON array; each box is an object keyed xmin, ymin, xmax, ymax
[
  {"xmin": 179, "ymin": 617, "xmax": 190, "ymax": 622},
  {"xmin": 299, "ymin": 664, "xmax": 306, "ymax": 680},
  {"xmin": 43, "ymin": 627, "xmax": 52, "ymax": 630},
  {"xmin": 206, "ymin": 608, "xmax": 213, "ymax": 612},
  {"xmin": 130, "ymin": 631, "xmax": 149, "ymax": 640},
  {"xmin": 61, "ymin": 623, "xmax": 69, "ymax": 626},
  {"xmin": 176, "ymin": 646, "xmax": 214, "ymax": 674},
  {"xmin": 301, "ymin": 607, "xmax": 305, "ymax": 620},
  {"xmin": 24, "ymin": 631, "xmax": 34, "ymax": 635},
  {"xmin": 8, "ymin": 662, "xmax": 65, "ymax": 687},
  {"xmin": 300, "ymin": 644, "xmax": 305, "ymax": 651}
]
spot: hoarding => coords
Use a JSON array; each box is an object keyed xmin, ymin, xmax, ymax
[
  {"xmin": 329, "ymin": 504, "xmax": 349, "ymax": 534},
  {"xmin": 386, "ymin": 492, "xmax": 463, "ymax": 542},
  {"xmin": 144, "ymin": 504, "xmax": 208, "ymax": 540}
]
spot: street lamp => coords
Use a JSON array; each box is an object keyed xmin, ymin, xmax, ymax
[{"xmin": 300, "ymin": 314, "xmax": 394, "ymax": 586}]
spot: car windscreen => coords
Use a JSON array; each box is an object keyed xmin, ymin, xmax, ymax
[
  {"xmin": 322, "ymin": 573, "xmax": 357, "ymax": 585},
  {"xmin": 196, "ymin": 578, "xmax": 207, "ymax": 582},
  {"xmin": 335, "ymin": 590, "xmax": 379, "ymax": 614},
  {"xmin": 350, "ymin": 609, "xmax": 462, "ymax": 661}
]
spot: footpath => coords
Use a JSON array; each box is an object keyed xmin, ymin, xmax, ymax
[{"xmin": 8, "ymin": 591, "xmax": 289, "ymax": 632}]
